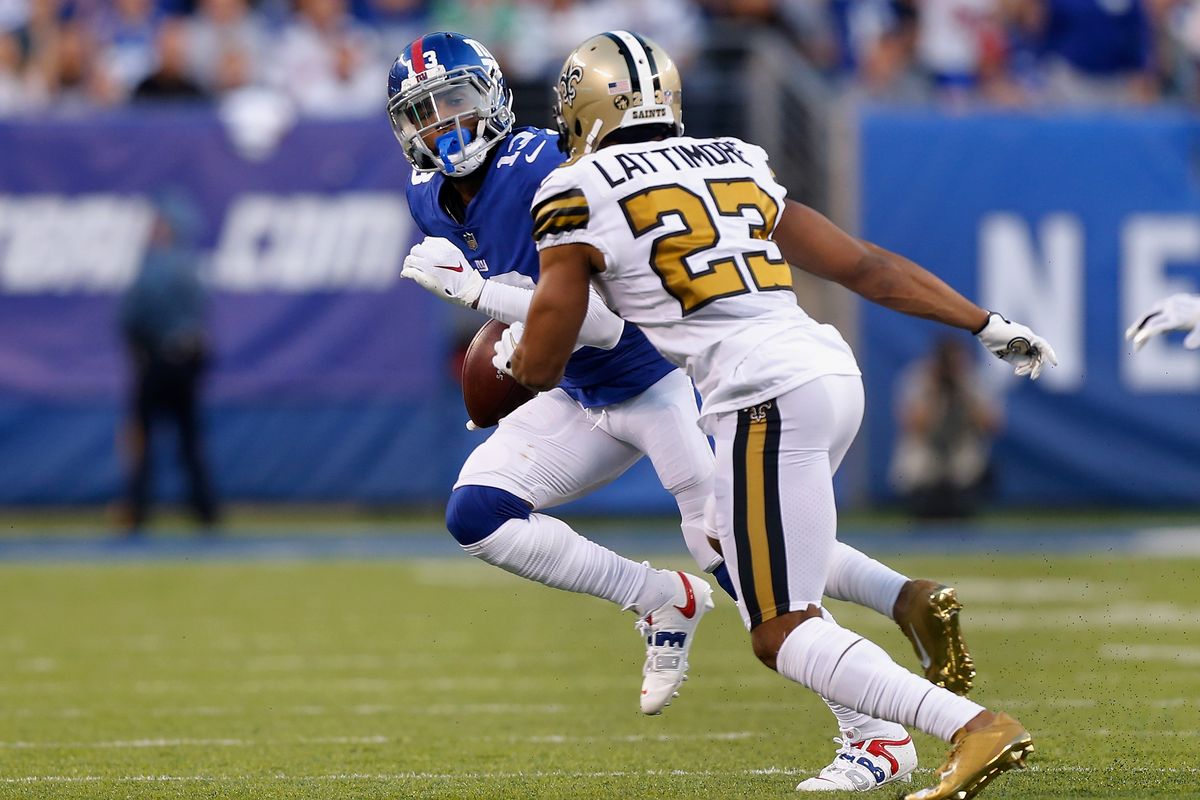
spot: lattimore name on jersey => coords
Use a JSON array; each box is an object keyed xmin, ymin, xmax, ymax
[
  {"xmin": 591, "ymin": 140, "xmax": 752, "ymax": 189},
  {"xmin": 531, "ymin": 135, "xmax": 860, "ymax": 431}
]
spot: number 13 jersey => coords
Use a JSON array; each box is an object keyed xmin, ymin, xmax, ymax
[{"xmin": 531, "ymin": 135, "xmax": 860, "ymax": 431}]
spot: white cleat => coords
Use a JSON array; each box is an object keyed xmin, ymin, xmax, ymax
[
  {"xmin": 797, "ymin": 728, "xmax": 918, "ymax": 792},
  {"xmin": 636, "ymin": 570, "xmax": 714, "ymax": 715}
]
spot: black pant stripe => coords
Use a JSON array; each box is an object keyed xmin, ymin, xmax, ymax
[
  {"xmin": 731, "ymin": 407, "xmax": 762, "ymax": 625},
  {"xmin": 763, "ymin": 400, "xmax": 790, "ymax": 612}
]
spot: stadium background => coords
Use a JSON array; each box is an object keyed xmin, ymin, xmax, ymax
[
  {"xmin": 1, "ymin": 3, "xmax": 1199, "ymax": 798},
  {"xmin": 4, "ymin": 0, "xmax": 1199, "ymax": 513}
]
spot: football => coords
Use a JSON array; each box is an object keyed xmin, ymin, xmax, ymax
[{"xmin": 462, "ymin": 319, "xmax": 536, "ymax": 428}]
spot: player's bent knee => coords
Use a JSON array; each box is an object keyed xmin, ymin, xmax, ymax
[
  {"xmin": 445, "ymin": 485, "xmax": 532, "ymax": 546},
  {"xmin": 750, "ymin": 607, "xmax": 823, "ymax": 671}
]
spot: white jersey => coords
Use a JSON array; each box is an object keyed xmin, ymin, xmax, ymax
[{"xmin": 531, "ymin": 135, "xmax": 859, "ymax": 429}]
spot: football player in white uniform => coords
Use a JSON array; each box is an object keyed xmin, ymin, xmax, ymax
[{"xmin": 506, "ymin": 32, "xmax": 1054, "ymax": 800}]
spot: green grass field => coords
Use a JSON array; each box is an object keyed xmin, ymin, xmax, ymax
[{"xmin": 2, "ymin": 549, "xmax": 1198, "ymax": 799}]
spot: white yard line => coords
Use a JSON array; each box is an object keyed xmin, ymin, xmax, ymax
[
  {"xmin": 520, "ymin": 731, "xmax": 756, "ymax": 744},
  {"xmin": 1135, "ymin": 529, "xmax": 1200, "ymax": 556},
  {"xmin": 987, "ymin": 698, "xmax": 1099, "ymax": 709},
  {"xmin": 1152, "ymin": 698, "xmax": 1199, "ymax": 708},
  {"xmin": 0, "ymin": 731, "xmax": 758, "ymax": 750},
  {"xmin": 0, "ymin": 701, "xmax": 569, "ymax": 719},
  {"xmin": 4, "ymin": 765, "xmax": 1199, "ymax": 784},
  {"xmin": 10, "ymin": 725, "xmax": 1200, "ymax": 755},
  {"xmin": 948, "ymin": 578, "xmax": 1100, "ymax": 603},
  {"xmin": 1100, "ymin": 644, "xmax": 1200, "ymax": 665},
  {"xmin": 0, "ymin": 736, "xmax": 389, "ymax": 750},
  {"xmin": 963, "ymin": 604, "xmax": 1200, "ymax": 630}
]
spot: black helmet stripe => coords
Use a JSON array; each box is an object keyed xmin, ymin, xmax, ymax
[
  {"xmin": 627, "ymin": 31, "xmax": 662, "ymax": 98},
  {"xmin": 601, "ymin": 31, "xmax": 642, "ymax": 99}
]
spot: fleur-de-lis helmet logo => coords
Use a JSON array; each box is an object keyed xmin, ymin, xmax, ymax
[{"xmin": 558, "ymin": 64, "xmax": 584, "ymax": 107}]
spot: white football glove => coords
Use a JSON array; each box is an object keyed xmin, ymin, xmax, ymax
[
  {"xmin": 491, "ymin": 321, "xmax": 523, "ymax": 377},
  {"xmin": 1125, "ymin": 293, "xmax": 1200, "ymax": 352},
  {"xmin": 400, "ymin": 236, "xmax": 484, "ymax": 308},
  {"xmin": 975, "ymin": 311, "xmax": 1058, "ymax": 380}
]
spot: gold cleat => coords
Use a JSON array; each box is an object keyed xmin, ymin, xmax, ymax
[
  {"xmin": 903, "ymin": 712, "xmax": 1033, "ymax": 800},
  {"xmin": 895, "ymin": 580, "xmax": 976, "ymax": 695}
]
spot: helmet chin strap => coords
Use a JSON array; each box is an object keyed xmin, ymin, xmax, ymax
[{"xmin": 582, "ymin": 118, "xmax": 604, "ymax": 155}]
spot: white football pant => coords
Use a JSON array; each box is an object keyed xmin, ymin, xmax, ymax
[{"xmin": 456, "ymin": 368, "xmax": 721, "ymax": 572}]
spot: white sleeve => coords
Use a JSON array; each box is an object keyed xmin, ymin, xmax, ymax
[
  {"xmin": 530, "ymin": 167, "xmax": 607, "ymax": 253},
  {"xmin": 475, "ymin": 279, "xmax": 625, "ymax": 350}
]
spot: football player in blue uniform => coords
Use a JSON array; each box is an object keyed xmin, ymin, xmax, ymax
[
  {"xmin": 389, "ymin": 31, "xmax": 719, "ymax": 716},
  {"xmin": 388, "ymin": 35, "xmax": 976, "ymax": 772}
]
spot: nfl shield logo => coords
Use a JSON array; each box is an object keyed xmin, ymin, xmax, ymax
[{"xmin": 463, "ymin": 232, "xmax": 478, "ymax": 250}]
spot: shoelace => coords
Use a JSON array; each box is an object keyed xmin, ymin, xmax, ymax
[{"xmin": 823, "ymin": 734, "xmax": 865, "ymax": 775}]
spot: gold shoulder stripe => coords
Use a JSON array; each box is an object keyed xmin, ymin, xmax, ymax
[
  {"xmin": 531, "ymin": 188, "xmax": 590, "ymax": 241},
  {"xmin": 532, "ymin": 188, "xmax": 587, "ymax": 224},
  {"xmin": 533, "ymin": 208, "xmax": 589, "ymax": 237}
]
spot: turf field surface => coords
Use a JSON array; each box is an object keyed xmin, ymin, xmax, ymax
[{"xmin": 2, "ymin": 548, "xmax": 1198, "ymax": 799}]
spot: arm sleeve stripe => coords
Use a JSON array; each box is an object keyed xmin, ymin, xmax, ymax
[
  {"xmin": 532, "ymin": 208, "xmax": 590, "ymax": 241},
  {"xmin": 531, "ymin": 189, "xmax": 590, "ymax": 241},
  {"xmin": 531, "ymin": 188, "xmax": 586, "ymax": 222}
]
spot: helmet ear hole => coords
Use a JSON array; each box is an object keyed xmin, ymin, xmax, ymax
[{"xmin": 574, "ymin": 120, "xmax": 582, "ymax": 136}]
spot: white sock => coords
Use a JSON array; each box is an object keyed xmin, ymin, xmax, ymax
[
  {"xmin": 463, "ymin": 513, "xmax": 675, "ymax": 613},
  {"xmin": 824, "ymin": 542, "xmax": 909, "ymax": 619},
  {"xmin": 823, "ymin": 699, "xmax": 908, "ymax": 740},
  {"xmin": 674, "ymin": 483, "xmax": 723, "ymax": 573},
  {"xmin": 776, "ymin": 617, "xmax": 984, "ymax": 742},
  {"xmin": 817, "ymin": 609, "xmax": 898, "ymax": 738}
]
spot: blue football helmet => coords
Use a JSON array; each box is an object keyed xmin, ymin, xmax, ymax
[{"xmin": 387, "ymin": 32, "xmax": 514, "ymax": 177}]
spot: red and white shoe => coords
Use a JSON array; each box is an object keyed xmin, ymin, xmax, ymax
[
  {"xmin": 797, "ymin": 728, "xmax": 918, "ymax": 792},
  {"xmin": 636, "ymin": 571, "xmax": 714, "ymax": 715}
]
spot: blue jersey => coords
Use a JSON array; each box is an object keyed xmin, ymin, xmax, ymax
[{"xmin": 406, "ymin": 126, "xmax": 674, "ymax": 408}]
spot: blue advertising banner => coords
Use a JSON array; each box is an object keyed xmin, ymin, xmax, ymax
[
  {"xmin": 858, "ymin": 108, "xmax": 1200, "ymax": 506},
  {"xmin": 0, "ymin": 111, "xmax": 680, "ymax": 513},
  {"xmin": 0, "ymin": 112, "xmax": 451, "ymax": 504}
]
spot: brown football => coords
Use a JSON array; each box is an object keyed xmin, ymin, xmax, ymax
[{"xmin": 462, "ymin": 319, "xmax": 536, "ymax": 428}]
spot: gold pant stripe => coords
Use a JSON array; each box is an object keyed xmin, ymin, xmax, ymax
[{"xmin": 743, "ymin": 413, "xmax": 777, "ymax": 622}]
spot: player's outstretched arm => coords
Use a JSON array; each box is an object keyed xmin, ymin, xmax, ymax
[
  {"xmin": 1125, "ymin": 293, "xmax": 1200, "ymax": 352},
  {"xmin": 401, "ymin": 235, "xmax": 624, "ymax": 349},
  {"xmin": 774, "ymin": 200, "xmax": 1058, "ymax": 379},
  {"xmin": 510, "ymin": 244, "xmax": 596, "ymax": 390},
  {"xmin": 478, "ymin": 282, "xmax": 625, "ymax": 350},
  {"xmin": 774, "ymin": 201, "xmax": 987, "ymax": 330}
]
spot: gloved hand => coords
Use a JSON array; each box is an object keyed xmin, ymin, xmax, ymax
[
  {"xmin": 1125, "ymin": 293, "xmax": 1200, "ymax": 352},
  {"xmin": 400, "ymin": 236, "xmax": 484, "ymax": 307},
  {"xmin": 492, "ymin": 321, "xmax": 523, "ymax": 377},
  {"xmin": 974, "ymin": 311, "xmax": 1058, "ymax": 380}
]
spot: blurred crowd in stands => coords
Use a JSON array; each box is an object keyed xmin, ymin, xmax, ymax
[{"xmin": 0, "ymin": 0, "xmax": 1196, "ymax": 116}]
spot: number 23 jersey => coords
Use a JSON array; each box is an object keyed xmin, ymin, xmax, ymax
[{"xmin": 531, "ymin": 135, "xmax": 860, "ymax": 429}]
